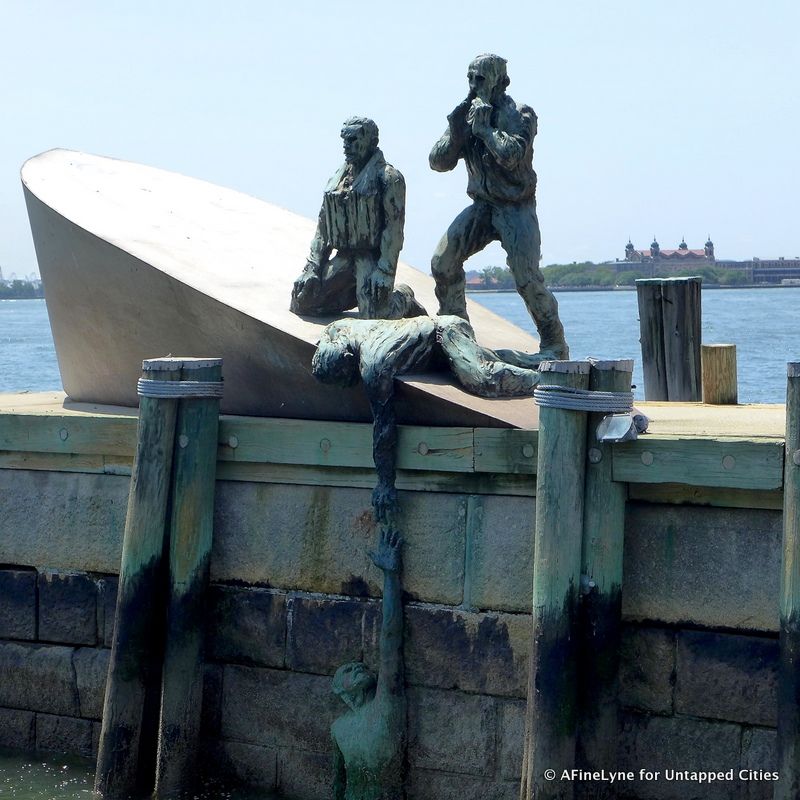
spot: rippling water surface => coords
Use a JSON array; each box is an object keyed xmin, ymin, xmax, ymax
[
  {"xmin": 0, "ymin": 748, "xmax": 277, "ymax": 799},
  {"xmin": 0, "ymin": 751, "xmax": 94, "ymax": 799},
  {"xmin": 2, "ymin": 291, "xmax": 800, "ymax": 402},
  {"xmin": 0, "ymin": 300, "xmax": 60, "ymax": 394},
  {"xmin": 472, "ymin": 287, "xmax": 800, "ymax": 403}
]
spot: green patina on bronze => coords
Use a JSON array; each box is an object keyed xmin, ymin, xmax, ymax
[
  {"xmin": 290, "ymin": 117, "xmax": 425, "ymax": 320},
  {"xmin": 429, "ymin": 53, "xmax": 567, "ymax": 360},
  {"xmin": 312, "ymin": 315, "xmax": 543, "ymax": 523},
  {"xmin": 331, "ymin": 527, "xmax": 405, "ymax": 800}
]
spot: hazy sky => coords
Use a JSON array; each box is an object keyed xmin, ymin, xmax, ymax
[{"xmin": 1, "ymin": 0, "xmax": 797, "ymax": 279}]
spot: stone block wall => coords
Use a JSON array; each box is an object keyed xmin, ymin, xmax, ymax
[
  {"xmin": 617, "ymin": 624, "xmax": 778, "ymax": 800},
  {"xmin": 0, "ymin": 567, "xmax": 112, "ymax": 759},
  {"xmin": 204, "ymin": 584, "xmax": 529, "ymax": 799},
  {"xmin": 0, "ymin": 468, "xmax": 786, "ymax": 799}
]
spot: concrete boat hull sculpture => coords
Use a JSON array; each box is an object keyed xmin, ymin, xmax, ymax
[{"xmin": 22, "ymin": 149, "xmax": 541, "ymax": 427}]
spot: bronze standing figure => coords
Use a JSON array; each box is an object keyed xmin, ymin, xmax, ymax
[{"xmin": 429, "ymin": 54, "xmax": 568, "ymax": 359}]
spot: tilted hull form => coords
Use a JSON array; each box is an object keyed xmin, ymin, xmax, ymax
[{"xmin": 22, "ymin": 149, "xmax": 540, "ymax": 427}]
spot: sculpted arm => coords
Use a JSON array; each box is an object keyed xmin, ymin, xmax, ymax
[
  {"xmin": 359, "ymin": 318, "xmax": 435, "ymax": 522},
  {"xmin": 370, "ymin": 527, "xmax": 403, "ymax": 701},
  {"xmin": 429, "ymin": 98, "xmax": 471, "ymax": 172},
  {"xmin": 292, "ymin": 203, "xmax": 332, "ymax": 311},
  {"xmin": 362, "ymin": 359, "xmax": 398, "ymax": 524},
  {"xmin": 377, "ymin": 170, "xmax": 405, "ymax": 280},
  {"xmin": 471, "ymin": 103, "xmax": 537, "ymax": 170},
  {"xmin": 307, "ymin": 202, "xmax": 333, "ymax": 273}
]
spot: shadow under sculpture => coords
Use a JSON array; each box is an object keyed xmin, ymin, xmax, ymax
[
  {"xmin": 331, "ymin": 527, "xmax": 405, "ymax": 800},
  {"xmin": 291, "ymin": 116, "xmax": 425, "ymax": 320},
  {"xmin": 429, "ymin": 53, "xmax": 567, "ymax": 360},
  {"xmin": 313, "ymin": 315, "xmax": 541, "ymax": 522}
]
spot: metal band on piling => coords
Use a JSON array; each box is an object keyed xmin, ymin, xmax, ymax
[
  {"xmin": 137, "ymin": 379, "xmax": 224, "ymax": 398},
  {"xmin": 533, "ymin": 385, "xmax": 634, "ymax": 413}
]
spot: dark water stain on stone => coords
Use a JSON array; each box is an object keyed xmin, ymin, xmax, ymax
[{"xmin": 341, "ymin": 575, "xmax": 371, "ymax": 598}]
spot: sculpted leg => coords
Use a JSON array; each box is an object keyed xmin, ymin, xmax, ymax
[
  {"xmin": 492, "ymin": 204, "xmax": 568, "ymax": 358},
  {"xmin": 355, "ymin": 254, "xmax": 389, "ymax": 319},
  {"xmin": 292, "ymin": 254, "xmax": 357, "ymax": 316},
  {"xmin": 436, "ymin": 316, "xmax": 540, "ymax": 397},
  {"xmin": 430, "ymin": 202, "xmax": 495, "ymax": 320}
]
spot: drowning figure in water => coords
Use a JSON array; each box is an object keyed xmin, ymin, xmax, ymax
[{"xmin": 331, "ymin": 526, "xmax": 405, "ymax": 800}]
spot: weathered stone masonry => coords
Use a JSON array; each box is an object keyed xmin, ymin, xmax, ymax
[{"xmin": 0, "ymin": 469, "xmax": 784, "ymax": 800}]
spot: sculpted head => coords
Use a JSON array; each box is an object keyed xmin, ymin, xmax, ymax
[
  {"xmin": 332, "ymin": 661, "xmax": 377, "ymax": 711},
  {"xmin": 312, "ymin": 324, "xmax": 360, "ymax": 388},
  {"xmin": 467, "ymin": 54, "xmax": 509, "ymax": 103},
  {"xmin": 341, "ymin": 117, "xmax": 379, "ymax": 167}
]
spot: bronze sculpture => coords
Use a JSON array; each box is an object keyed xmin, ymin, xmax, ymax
[
  {"xmin": 429, "ymin": 54, "xmax": 568, "ymax": 360},
  {"xmin": 291, "ymin": 117, "xmax": 425, "ymax": 319},
  {"xmin": 313, "ymin": 315, "xmax": 541, "ymax": 522},
  {"xmin": 331, "ymin": 526, "xmax": 405, "ymax": 800}
]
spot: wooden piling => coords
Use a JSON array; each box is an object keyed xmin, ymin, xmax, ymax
[
  {"xmin": 777, "ymin": 362, "xmax": 800, "ymax": 799},
  {"xmin": 635, "ymin": 280, "xmax": 668, "ymax": 401},
  {"xmin": 576, "ymin": 360, "xmax": 633, "ymax": 800},
  {"xmin": 636, "ymin": 277, "xmax": 702, "ymax": 401},
  {"xmin": 660, "ymin": 277, "xmax": 701, "ymax": 401},
  {"xmin": 95, "ymin": 358, "xmax": 182, "ymax": 799},
  {"xmin": 155, "ymin": 359, "xmax": 222, "ymax": 797},
  {"xmin": 702, "ymin": 344, "xmax": 738, "ymax": 405},
  {"xmin": 521, "ymin": 360, "xmax": 591, "ymax": 800}
]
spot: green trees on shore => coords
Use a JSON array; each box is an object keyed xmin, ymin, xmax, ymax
[
  {"xmin": 0, "ymin": 280, "xmax": 44, "ymax": 299},
  {"xmin": 470, "ymin": 262, "xmax": 751, "ymax": 289},
  {"xmin": 543, "ymin": 262, "xmax": 752, "ymax": 288}
]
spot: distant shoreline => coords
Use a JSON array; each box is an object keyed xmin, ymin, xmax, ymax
[{"xmin": 468, "ymin": 284, "xmax": 800, "ymax": 294}]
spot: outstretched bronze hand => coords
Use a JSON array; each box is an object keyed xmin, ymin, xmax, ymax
[{"xmin": 369, "ymin": 526, "xmax": 403, "ymax": 574}]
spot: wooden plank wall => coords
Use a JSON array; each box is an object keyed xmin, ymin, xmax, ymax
[{"xmin": 0, "ymin": 410, "xmax": 787, "ymax": 507}]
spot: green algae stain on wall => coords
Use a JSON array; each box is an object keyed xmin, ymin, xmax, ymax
[{"xmin": 300, "ymin": 487, "xmax": 334, "ymax": 588}]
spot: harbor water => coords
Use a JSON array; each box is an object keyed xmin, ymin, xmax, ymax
[
  {"xmin": 0, "ymin": 290, "xmax": 796, "ymax": 796},
  {"xmin": 2, "ymin": 290, "xmax": 798, "ymax": 402},
  {"xmin": 0, "ymin": 748, "xmax": 276, "ymax": 799}
]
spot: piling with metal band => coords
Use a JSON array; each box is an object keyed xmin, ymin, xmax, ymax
[
  {"xmin": 777, "ymin": 361, "xmax": 800, "ymax": 799},
  {"xmin": 155, "ymin": 358, "xmax": 223, "ymax": 796},
  {"xmin": 636, "ymin": 277, "xmax": 702, "ymax": 401},
  {"xmin": 701, "ymin": 344, "xmax": 738, "ymax": 405},
  {"xmin": 575, "ymin": 360, "xmax": 634, "ymax": 800},
  {"xmin": 520, "ymin": 360, "xmax": 591, "ymax": 800},
  {"xmin": 95, "ymin": 358, "xmax": 183, "ymax": 799}
]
